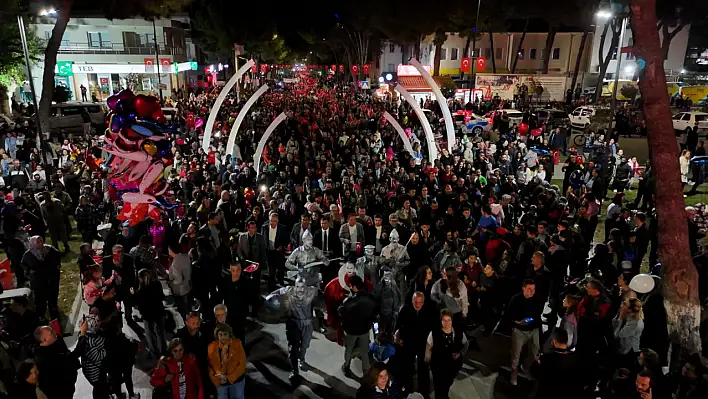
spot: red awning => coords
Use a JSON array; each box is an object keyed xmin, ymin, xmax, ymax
[{"xmin": 397, "ymin": 76, "xmax": 432, "ymax": 92}]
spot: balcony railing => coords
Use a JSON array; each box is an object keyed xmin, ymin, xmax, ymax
[{"xmin": 57, "ymin": 42, "xmax": 185, "ymax": 56}]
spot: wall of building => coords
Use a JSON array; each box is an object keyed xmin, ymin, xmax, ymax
[
  {"xmin": 589, "ymin": 20, "xmax": 690, "ymax": 78},
  {"xmin": 421, "ymin": 32, "xmax": 593, "ymax": 77}
]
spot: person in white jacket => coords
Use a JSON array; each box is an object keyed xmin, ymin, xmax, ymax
[
  {"xmin": 168, "ymin": 239, "xmax": 192, "ymax": 318},
  {"xmin": 431, "ymin": 266, "xmax": 469, "ymax": 326}
]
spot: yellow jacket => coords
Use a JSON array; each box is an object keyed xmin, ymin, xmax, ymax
[{"xmin": 207, "ymin": 339, "xmax": 246, "ymax": 387}]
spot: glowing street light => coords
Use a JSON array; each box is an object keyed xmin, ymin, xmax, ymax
[
  {"xmin": 39, "ymin": 7, "xmax": 57, "ymax": 16},
  {"xmin": 385, "ymin": 73, "xmax": 393, "ymax": 81}
]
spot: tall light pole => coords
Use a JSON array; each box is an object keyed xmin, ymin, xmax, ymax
[
  {"xmin": 597, "ymin": 9, "xmax": 628, "ymax": 132},
  {"xmin": 152, "ymin": 19, "xmax": 163, "ymax": 100},
  {"xmin": 18, "ymin": 8, "xmax": 52, "ymax": 156}
]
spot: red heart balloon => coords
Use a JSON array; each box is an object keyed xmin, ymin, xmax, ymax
[{"xmin": 134, "ymin": 95, "xmax": 151, "ymax": 118}]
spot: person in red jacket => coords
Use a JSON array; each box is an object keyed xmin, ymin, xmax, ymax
[{"xmin": 150, "ymin": 338, "xmax": 205, "ymax": 399}]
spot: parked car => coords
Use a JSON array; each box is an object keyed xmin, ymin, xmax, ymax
[
  {"xmin": 49, "ymin": 102, "xmax": 106, "ymax": 134},
  {"xmin": 568, "ymin": 106, "xmax": 597, "ymax": 129},
  {"xmin": 672, "ymin": 111, "xmax": 708, "ymax": 135},
  {"xmin": 537, "ymin": 109, "xmax": 570, "ymax": 128},
  {"xmin": 504, "ymin": 109, "xmax": 524, "ymax": 126}
]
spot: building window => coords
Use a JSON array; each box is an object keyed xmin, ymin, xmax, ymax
[
  {"xmin": 484, "ymin": 48, "xmax": 491, "ymax": 59},
  {"xmin": 387, "ymin": 63, "xmax": 395, "ymax": 72},
  {"xmin": 552, "ymin": 48, "xmax": 560, "ymax": 60},
  {"xmin": 529, "ymin": 48, "xmax": 537, "ymax": 59},
  {"xmin": 451, "ymin": 48, "xmax": 458, "ymax": 60},
  {"xmin": 469, "ymin": 48, "xmax": 481, "ymax": 58},
  {"xmin": 87, "ymin": 32, "xmax": 111, "ymax": 48},
  {"xmin": 518, "ymin": 49, "xmax": 525, "ymax": 60},
  {"xmin": 440, "ymin": 48, "xmax": 447, "ymax": 60},
  {"xmin": 496, "ymin": 48, "xmax": 503, "ymax": 59},
  {"xmin": 389, "ymin": 43, "xmax": 395, "ymax": 53}
]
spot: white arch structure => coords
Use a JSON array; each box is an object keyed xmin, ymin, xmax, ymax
[
  {"xmin": 395, "ymin": 85, "xmax": 437, "ymax": 160},
  {"xmin": 409, "ymin": 58, "xmax": 455, "ymax": 152},
  {"xmin": 201, "ymin": 59, "xmax": 256, "ymax": 152},
  {"xmin": 254, "ymin": 112, "xmax": 287, "ymax": 177},
  {"xmin": 383, "ymin": 111, "xmax": 415, "ymax": 157},
  {"xmin": 226, "ymin": 84, "xmax": 269, "ymax": 157}
]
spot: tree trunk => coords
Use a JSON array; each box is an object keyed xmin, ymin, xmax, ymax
[
  {"xmin": 596, "ymin": 21, "xmax": 621, "ymax": 103},
  {"xmin": 39, "ymin": 0, "xmax": 74, "ymax": 134},
  {"xmin": 660, "ymin": 22, "xmax": 687, "ymax": 65},
  {"xmin": 460, "ymin": 35, "xmax": 471, "ymax": 79},
  {"xmin": 433, "ymin": 42, "xmax": 442, "ymax": 76},
  {"xmin": 414, "ymin": 36, "xmax": 421, "ymax": 60},
  {"xmin": 630, "ymin": 0, "xmax": 702, "ymax": 357},
  {"xmin": 570, "ymin": 29, "xmax": 589, "ymax": 100},
  {"xmin": 489, "ymin": 32, "xmax": 497, "ymax": 74},
  {"xmin": 511, "ymin": 17, "xmax": 529, "ymax": 74},
  {"xmin": 542, "ymin": 25, "xmax": 557, "ymax": 74}
]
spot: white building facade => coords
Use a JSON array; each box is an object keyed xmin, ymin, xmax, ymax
[
  {"xmin": 30, "ymin": 16, "xmax": 196, "ymax": 102},
  {"xmin": 589, "ymin": 20, "xmax": 690, "ymax": 79}
]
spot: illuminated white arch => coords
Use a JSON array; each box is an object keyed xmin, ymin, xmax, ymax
[
  {"xmin": 254, "ymin": 112, "xmax": 287, "ymax": 177},
  {"xmin": 395, "ymin": 85, "xmax": 437, "ymax": 160},
  {"xmin": 201, "ymin": 59, "xmax": 255, "ymax": 152},
  {"xmin": 383, "ymin": 111, "xmax": 415, "ymax": 157},
  {"xmin": 226, "ymin": 84, "xmax": 269, "ymax": 157},
  {"xmin": 409, "ymin": 58, "xmax": 455, "ymax": 152}
]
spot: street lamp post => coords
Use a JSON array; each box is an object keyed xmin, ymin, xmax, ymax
[
  {"xmin": 609, "ymin": 15, "xmax": 628, "ymax": 132},
  {"xmin": 17, "ymin": 14, "xmax": 45, "ymax": 157},
  {"xmin": 471, "ymin": 0, "xmax": 481, "ymax": 87}
]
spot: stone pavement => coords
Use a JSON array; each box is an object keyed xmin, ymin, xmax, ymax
[{"xmin": 66, "ymin": 283, "xmax": 531, "ymax": 399}]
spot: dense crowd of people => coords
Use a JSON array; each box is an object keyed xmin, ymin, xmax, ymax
[{"xmin": 0, "ymin": 70, "xmax": 706, "ymax": 399}]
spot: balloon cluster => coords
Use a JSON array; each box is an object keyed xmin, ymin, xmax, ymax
[{"xmin": 101, "ymin": 89, "xmax": 175, "ymax": 226}]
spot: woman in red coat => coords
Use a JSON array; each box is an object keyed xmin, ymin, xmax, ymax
[{"xmin": 150, "ymin": 338, "xmax": 205, "ymax": 399}]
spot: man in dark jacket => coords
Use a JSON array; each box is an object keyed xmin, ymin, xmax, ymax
[
  {"xmin": 33, "ymin": 326, "xmax": 80, "ymax": 399},
  {"xmin": 338, "ymin": 275, "xmax": 377, "ymax": 375},
  {"xmin": 613, "ymin": 158, "xmax": 633, "ymax": 191},
  {"xmin": 261, "ymin": 211, "xmax": 289, "ymax": 289},
  {"xmin": 395, "ymin": 291, "xmax": 437, "ymax": 395},
  {"xmin": 534, "ymin": 329, "xmax": 582, "ymax": 399},
  {"xmin": 222, "ymin": 262, "xmax": 252, "ymax": 341}
]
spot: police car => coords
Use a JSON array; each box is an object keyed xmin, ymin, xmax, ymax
[{"xmin": 463, "ymin": 113, "xmax": 492, "ymax": 135}]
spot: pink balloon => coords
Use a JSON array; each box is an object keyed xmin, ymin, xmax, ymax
[{"xmin": 194, "ymin": 118, "xmax": 204, "ymax": 129}]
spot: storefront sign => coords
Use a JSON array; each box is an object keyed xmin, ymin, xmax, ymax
[
  {"xmin": 397, "ymin": 64, "xmax": 432, "ymax": 77},
  {"xmin": 175, "ymin": 61, "xmax": 199, "ymax": 73},
  {"xmin": 56, "ymin": 61, "xmax": 74, "ymax": 77},
  {"xmin": 69, "ymin": 63, "xmax": 174, "ymax": 74}
]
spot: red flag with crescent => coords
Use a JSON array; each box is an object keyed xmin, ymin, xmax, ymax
[{"xmin": 461, "ymin": 57, "xmax": 471, "ymax": 73}]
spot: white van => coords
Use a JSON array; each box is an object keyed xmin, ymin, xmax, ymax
[{"xmin": 49, "ymin": 102, "xmax": 106, "ymax": 134}]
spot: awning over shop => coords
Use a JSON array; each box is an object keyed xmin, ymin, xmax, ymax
[{"xmin": 397, "ymin": 75, "xmax": 455, "ymax": 92}]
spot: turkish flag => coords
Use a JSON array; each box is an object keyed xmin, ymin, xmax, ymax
[
  {"xmin": 461, "ymin": 57, "xmax": 471, "ymax": 73},
  {"xmin": 144, "ymin": 58, "xmax": 155, "ymax": 73},
  {"xmin": 476, "ymin": 57, "xmax": 486, "ymax": 71},
  {"xmin": 331, "ymin": 64, "xmax": 336, "ymax": 72},
  {"xmin": 351, "ymin": 64, "xmax": 359, "ymax": 75},
  {"xmin": 251, "ymin": 64, "xmax": 257, "ymax": 73},
  {"xmin": 260, "ymin": 64, "xmax": 267, "ymax": 73},
  {"xmin": 160, "ymin": 58, "xmax": 171, "ymax": 69},
  {"xmin": 339, "ymin": 64, "xmax": 344, "ymax": 73},
  {"xmin": 363, "ymin": 64, "xmax": 370, "ymax": 75}
]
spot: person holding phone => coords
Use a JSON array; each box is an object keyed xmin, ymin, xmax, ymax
[
  {"xmin": 506, "ymin": 279, "xmax": 544, "ymax": 386},
  {"xmin": 150, "ymin": 338, "xmax": 204, "ymax": 399}
]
